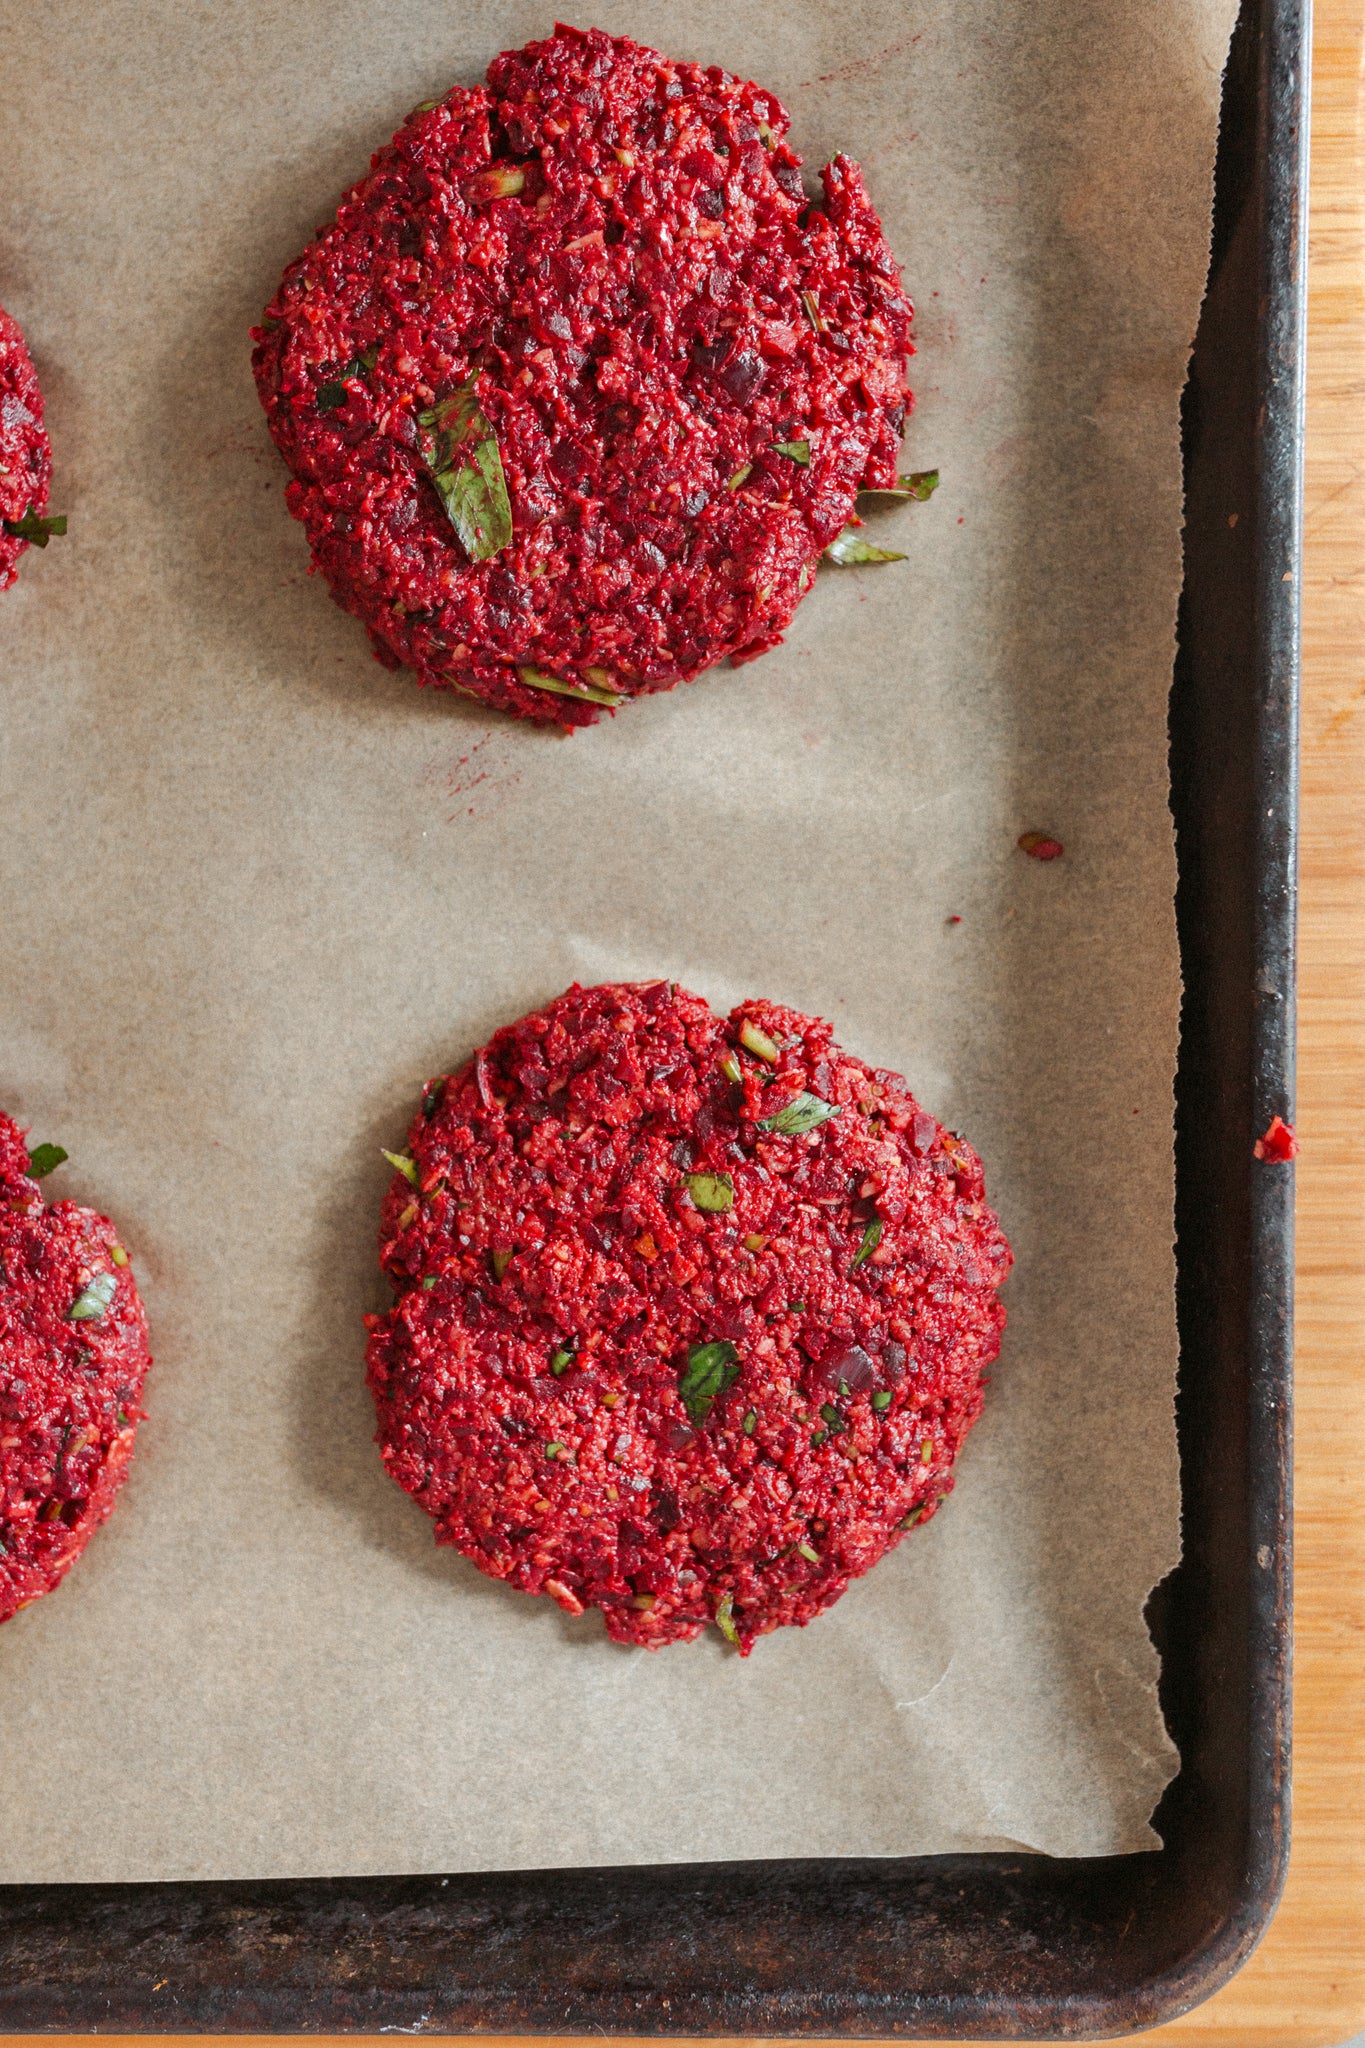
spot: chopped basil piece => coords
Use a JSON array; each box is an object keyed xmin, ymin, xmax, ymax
[
  {"xmin": 819, "ymin": 1402, "xmax": 848, "ymax": 1435},
  {"xmin": 739, "ymin": 1019, "xmax": 780, "ymax": 1062},
  {"xmin": 544, "ymin": 1441, "xmax": 566, "ymax": 1459},
  {"xmin": 871, "ymin": 1389, "xmax": 892, "ymax": 1411},
  {"xmin": 26, "ymin": 1143, "xmax": 67, "ymax": 1180},
  {"xmin": 825, "ymin": 526, "xmax": 907, "ymax": 566},
  {"xmin": 772, "ymin": 438, "xmax": 811, "ymax": 465},
  {"xmin": 852, "ymin": 1217, "xmax": 883, "ymax": 1269},
  {"xmin": 381, "ymin": 1149, "xmax": 420, "ymax": 1187},
  {"xmin": 415, "ymin": 93, "xmax": 448, "ymax": 112},
  {"xmin": 3, "ymin": 508, "xmax": 67, "ymax": 547},
  {"xmin": 421, "ymin": 1275, "xmax": 438, "ymax": 1290},
  {"xmin": 715, "ymin": 1593, "xmax": 740, "ymax": 1646},
  {"xmin": 550, "ymin": 1348, "xmax": 574, "ymax": 1375},
  {"xmin": 678, "ymin": 1339, "xmax": 740, "ymax": 1424},
  {"xmin": 490, "ymin": 1248, "xmax": 513, "ymax": 1282},
  {"xmin": 423, "ymin": 1086, "xmax": 443, "ymax": 1117},
  {"xmin": 900, "ymin": 1504, "xmax": 927, "ymax": 1528},
  {"xmin": 683, "ymin": 1171, "xmax": 734, "ymax": 1213},
  {"xmin": 317, "ymin": 348, "xmax": 377, "ymax": 411},
  {"xmin": 68, "ymin": 1271, "xmax": 117, "ymax": 1321},
  {"xmin": 417, "ymin": 373, "xmax": 513, "ymax": 562},
  {"xmin": 758, "ymin": 1092, "xmax": 840, "ymax": 1136},
  {"xmin": 797, "ymin": 1539, "xmax": 820, "ymax": 1563},
  {"xmin": 743, "ymin": 1233, "xmax": 768, "ymax": 1253},
  {"xmin": 518, "ymin": 664, "xmax": 622, "ymax": 707},
  {"xmin": 742, "ymin": 1408, "xmax": 757, "ymax": 1435},
  {"xmin": 810, "ymin": 1428, "xmax": 828, "ymax": 1448},
  {"xmin": 788, "ymin": 1300, "xmax": 806, "ymax": 1313},
  {"xmin": 719, "ymin": 1053, "xmax": 743, "ymax": 1085},
  {"xmin": 860, "ymin": 469, "xmax": 940, "ymax": 502}
]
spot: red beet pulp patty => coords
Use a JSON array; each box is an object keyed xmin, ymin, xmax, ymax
[
  {"xmin": 0, "ymin": 1114, "xmax": 151, "ymax": 1623},
  {"xmin": 367, "ymin": 984, "xmax": 1010, "ymax": 1652},
  {"xmin": 253, "ymin": 24, "xmax": 914, "ymax": 727},
  {"xmin": 0, "ymin": 305, "xmax": 57, "ymax": 592}
]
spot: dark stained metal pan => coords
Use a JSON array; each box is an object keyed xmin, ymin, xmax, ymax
[{"xmin": 0, "ymin": 0, "xmax": 1304, "ymax": 2029}]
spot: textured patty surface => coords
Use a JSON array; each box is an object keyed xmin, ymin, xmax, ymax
[
  {"xmin": 0, "ymin": 1114, "xmax": 151, "ymax": 1623},
  {"xmin": 367, "ymin": 983, "xmax": 1010, "ymax": 1652},
  {"xmin": 0, "ymin": 306, "xmax": 54, "ymax": 592},
  {"xmin": 253, "ymin": 24, "xmax": 913, "ymax": 726}
]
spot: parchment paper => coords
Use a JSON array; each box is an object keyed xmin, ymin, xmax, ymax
[{"xmin": 0, "ymin": 0, "xmax": 1237, "ymax": 1879}]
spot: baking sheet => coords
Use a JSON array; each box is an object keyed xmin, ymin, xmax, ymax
[{"xmin": 0, "ymin": 0, "xmax": 1236, "ymax": 1878}]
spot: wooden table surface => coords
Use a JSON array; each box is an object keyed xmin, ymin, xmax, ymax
[{"xmin": 19, "ymin": 3, "xmax": 1365, "ymax": 2044}]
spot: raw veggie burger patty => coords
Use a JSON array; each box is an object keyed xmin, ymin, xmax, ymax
[
  {"xmin": 253, "ymin": 24, "xmax": 914, "ymax": 726},
  {"xmin": 0, "ymin": 1115, "xmax": 150, "ymax": 1623},
  {"xmin": 0, "ymin": 305, "xmax": 56, "ymax": 591},
  {"xmin": 367, "ymin": 983, "xmax": 1010, "ymax": 1651}
]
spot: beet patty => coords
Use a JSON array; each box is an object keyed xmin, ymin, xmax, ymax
[
  {"xmin": 0, "ymin": 306, "xmax": 62, "ymax": 591},
  {"xmin": 366, "ymin": 983, "xmax": 1010, "ymax": 1652},
  {"xmin": 0, "ymin": 1114, "xmax": 151, "ymax": 1623},
  {"xmin": 253, "ymin": 24, "xmax": 914, "ymax": 727}
]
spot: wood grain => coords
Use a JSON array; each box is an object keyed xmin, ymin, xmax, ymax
[{"xmin": 17, "ymin": 5, "xmax": 1365, "ymax": 2044}]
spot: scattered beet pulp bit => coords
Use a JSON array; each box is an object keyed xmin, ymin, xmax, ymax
[
  {"xmin": 252, "ymin": 23, "xmax": 922, "ymax": 728},
  {"xmin": 0, "ymin": 305, "xmax": 65, "ymax": 592},
  {"xmin": 367, "ymin": 983, "xmax": 1011, "ymax": 1652},
  {"xmin": 0, "ymin": 1114, "xmax": 151, "ymax": 1623}
]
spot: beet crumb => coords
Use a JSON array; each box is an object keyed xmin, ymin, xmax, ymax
[{"xmin": 1254, "ymin": 1114, "xmax": 1298, "ymax": 1162}]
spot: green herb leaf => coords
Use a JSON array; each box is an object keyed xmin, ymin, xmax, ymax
[
  {"xmin": 819, "ymin": 1404, "xmax": 850, "ymax": 1437},
  {"xmin": 860, "ymin": 469, "xmax": 940, "ymax": 502},
  {"xmin": 742, "ymin": 1408, "xmax": 757, "ymax": 1435},
  {"xmin": 715, "ymin": 1593, "xmax": 741, "ymax": 1646},
  {"xmin": 797, "ymin": 1539, "xmax": 820, "ymax": 1563},
  {"xmin": 810, "ymin": 1428, "xmax": 828, "ymax": 1448},
  {"xmin": 683, "ymin": 1171, "xmax": 734, "ymax": 1213},
  {"xmin": 317, "ymin": 348, "xmax": 377, "ymax": 411},
  {"xmin": 415, "ymin": 93, "xmax": 449, "ymax": 112},
  {"xmin": 68, "ymin": 1271, "xmax": 117, "ymax": 1322},
  {"xmin": 550, "ymin": 1347, "xmax": 574, "ymax": 1375},
  {"xmin": 489, "ymin": 1248, "xmax": 513, "ymax": 1282},
  {"xmin": 544, "ymin": 1441, "xmax": 566, "ymax": 1459},
  {"xmin": 772, "ymin": 438, "xmax": 811, "ymax": 465},
  {"xmin": 871, "ymin": 1389, "xmax": 892, "ymax": 1411},
  {"xmin": 516, "ymin": 664, "xmax": 622, "ymax": 708},
  {"xmin": 26, "ymin": 1143, "xmax": 67, "ymax": 1180},
  {"xmin": 423, "ymin": 1086, "xmax": 443, "ymax": 1117},
  {"xmin": 739, "ymin": 1019, "xmax": 780, "ymax": 1063},
  {"xmin": 417, "ymin": 373, "xmax": 513, "ymax": 562},
  {"xmin": 3, "ymin": 507, "xmax": 66, "ymax": 547},
  {"xmin": 824, "ymin": 526, "xmax": 907, "ymax": 566},
  {"xmin": 421, "ymin": 1275, "xmax": 438, "ymax": 1290},
  {"xmin": 678, "ymin": 1339, "xmax": 740, "ymax": 1424},
  {"xmin": 381, "ymin": 1149, "xmax": 420, "ymax": 1186},
  {"xmin": 852, "ymin": 1217, "xmax": 883, "ymax": 1270},
  {"xmin": 758, "ymin": 1092, "xmax": 841, "ymax": 1136}
]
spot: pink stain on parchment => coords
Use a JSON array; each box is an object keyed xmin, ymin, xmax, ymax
[{"xmin": 421, "ymin": 732, "xmax": 523, "ymax": 823}]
